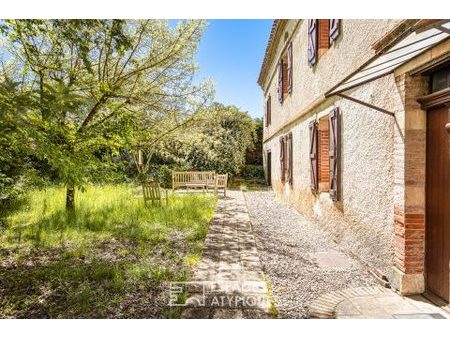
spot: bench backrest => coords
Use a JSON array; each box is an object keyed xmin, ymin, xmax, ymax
[
  {"xmin": 142, "ymin": 181, "xmax": 161, "ymax": 201},
  {"xmin": 172, "ymin": 171, "xmax": 215, "ymax": 188},
  {"xmin": 216, "ymin": 173, "xmax": 228, "ymax": 188}
]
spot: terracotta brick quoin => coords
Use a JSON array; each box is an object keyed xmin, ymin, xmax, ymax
[
  {"xmin": 404, "ymin": 230, "xmax": 425, "ymax": 240},
  {"xmin": 393, "ymin": 211, "xmax": 425, "ymax": 274},
  {"xmin": 404, "ymin": 214, "xmax": 425, "ymax": 220},
  {"xmin": 395, "ymin": 225, "xmax": 405, "ymax": 237}
]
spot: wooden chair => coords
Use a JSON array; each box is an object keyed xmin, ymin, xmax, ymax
[
  {"xmin": 215, "ymin": 174, "xmax": 228, "ymax": 197},
  {"xmin": 142, "ymin": 182, "xmax": 169, "ymax": 206}
]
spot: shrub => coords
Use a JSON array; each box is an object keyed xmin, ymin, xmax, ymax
[{"xmin": 241, "ymin": 165, "xmax": 265, "ymax": 181}]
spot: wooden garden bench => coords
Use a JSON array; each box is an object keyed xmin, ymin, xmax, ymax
[
  {"xmin": 142, "ymin": 181, "xmax": 169, "ymax": 206},
  {"xmin": 172, "ymin": 171, "xmax": 216, "ymax": 191},
  {"xmin": 172, "ymin": 171, "xmax": 228, "ymax": 195}
]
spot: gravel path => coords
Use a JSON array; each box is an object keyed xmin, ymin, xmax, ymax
[{"xmin": 244, "ymin": 191, "xmax": 377, "ymax": 318}]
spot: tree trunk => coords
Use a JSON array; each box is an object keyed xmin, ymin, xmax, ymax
[{"xmin": 66, "ymin": 186, "xmax": 75, "ymax": 211}]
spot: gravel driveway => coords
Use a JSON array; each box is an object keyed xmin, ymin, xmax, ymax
[{"xmin": 244, "ymin": 191, "xmax": 377, "ymax": 318}]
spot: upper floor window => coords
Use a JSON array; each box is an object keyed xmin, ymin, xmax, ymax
[
  {"xmin": 265, "ymin": 95, "xmax": 272, "ymax": 127},
  {"xmin": 278, "ymin": 41, "xmax": 293, "ymax": 104},
  {"xmin": 308, "ymin": 19, "xmax": 341, "ymax": 67}
]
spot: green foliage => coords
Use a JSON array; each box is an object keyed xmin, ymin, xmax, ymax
[
  {"xmin": 0, "ymin": 184, "xmax": 217, "ymax": 318},
  {"xmin": 241, "ymin": 164, "xmax": 265, "ymax": 181},
  {"xmin": 246, "ymin": 118, "xmax": 263, "ymax": 165},
  {"xmin": 0, "ymin": 20, "xmax": 211, "ymax": 209},
  {"xmin": 154, "ymin": 103, "xmax": 256, "ymax": 176}
]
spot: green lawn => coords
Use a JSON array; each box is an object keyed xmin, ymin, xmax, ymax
[{"xmin": 0, "ymin": 184, "xmax": 217, "ymax": 318}]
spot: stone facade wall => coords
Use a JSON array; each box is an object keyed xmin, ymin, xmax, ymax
[
  {"xmin": 263, "ymin": 19, "xmax": 403, "ymax": 142},
  {"xmin": 261, "ymin": 20, "xmax": 404, "ymax": 277},
  {"xmin": 261, "ymin": 20, "xmax": 450, "ymax": 293},
  {"xmin": 263, "ymin": 74, "xmax": 400, "ymax": 277}
]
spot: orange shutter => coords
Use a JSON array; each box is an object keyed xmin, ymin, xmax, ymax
[{"xmin": 318, "ymin": 19, "xmax": 330, "ymax": 50}]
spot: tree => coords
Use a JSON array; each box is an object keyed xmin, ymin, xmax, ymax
[
  {"xmin": 0, "ymin": 19, "xmax": 209, "ymax": 210},
  {"xmin": 245, "ymin": 118, "xmax": 263, "ymax": 165},
  {"xmin": 153, "ymin": 103, "xmax": 256, "ymax": 176}
]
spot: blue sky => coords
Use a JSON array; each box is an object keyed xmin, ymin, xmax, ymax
[{"xmin": 195, "ymin": 20, "xmax": 273, "ymax": 119}]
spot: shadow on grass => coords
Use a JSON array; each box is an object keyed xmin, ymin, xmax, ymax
[
  {"xmin": 0, "ymin": 254, "xmax": 184, "ymax": 318},
  {"xmin": 0, "ymin": 186, "xmax": 218, "ymax": 318}
]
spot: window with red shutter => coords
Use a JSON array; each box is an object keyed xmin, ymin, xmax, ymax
[
  {"xmin": 318, "ymin": 19, "xmax": 330, "ymax": 58},
  {"xmin": 309, "ymin": 120, "xmax": 319, "ymax": 192},
  {"xmin": 309, "ymin": 19, "xmax": 341, "ymax": 66},
  {"xmin": 318, "ymin": 116, "xmax": 330, "ymax": 191},
  {"xmin": 329, "ymin": 107, "xmax": 340, "ymax": 201}
]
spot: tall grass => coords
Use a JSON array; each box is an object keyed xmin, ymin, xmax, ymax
[
  {"xmin": 3, "ymin": 184, "xmax": 215, "ymax": 248},
  {"xmin": 0, "ymin": 184, "xmax": 217, "ymax": 318}
]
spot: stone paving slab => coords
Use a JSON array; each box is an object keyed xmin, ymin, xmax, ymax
[
  {"xmin": 181, "ymin": 190, "xmax": 272, "ymax": 319},
  {"xmin": 310, "ymin": 286, "xmax": 450, "ymax": 319}
]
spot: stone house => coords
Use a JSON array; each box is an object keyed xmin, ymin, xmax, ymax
[{"xmin": 258, "ymin": 19, "xmax": 450, "ymax": 301}]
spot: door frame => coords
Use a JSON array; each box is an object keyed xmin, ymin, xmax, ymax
[
  {"xmin": 266, "ymin": 149, "xmax": 272, "ymax": 187},
  {"xmin": 418, "ymin": 88, "xmax": 450, "ymax": 302}
]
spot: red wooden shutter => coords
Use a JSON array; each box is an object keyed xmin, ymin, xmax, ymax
[
  {"xmin": 307, "ymin": 20, "xmax": 318, "ymax": 67},
  {"xmin": 309, "ymin": 120, "xmax": 318, "ymax": 192},
  {"xmin": 318, "ymin": 20, "xmax": 330, "ymax": 50},
  {"xmin": 288, "ymin": 132, "xmax": 293, "ymax": 184},
  {"xmin": 280, "ymin": 136, "xmax": 285, "ymax": 182},
  {"xmin": 287, "ymin": 42, "xmax": 293, "ymax": 94},
  {"xmin": 329, "ymin": 19, "xmax": 340, "ymax": 44},
  {"xmin": 278, "ymin": 60, "xmax": 283, "ymax": 103},
  {"xmin": 329, "ymin": 107, "xmax": 340, "ymax": 201}
]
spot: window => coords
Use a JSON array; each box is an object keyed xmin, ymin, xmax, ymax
[
  {"xmin": 318, "ymin": 116, "xmax": 330, "ymax": 191},
  {"xmin": 265, "ymin": 95, "xmax": 272, "ymax": 127},
  {"xmin": 430, "ymin": 66, "xmax": 450, "ymax": 93},
  {"xmin": 278, "ymin": 41, "xmax": 293, "ymax": 103},
  {"xmin": 279, "ymin": 133, "xmax": 293, "ymax": 184},
  {"xmin": 279, "ymin": 136, "xmax": 286, "ymax": 182},
  {"xmin": 309, "ymin": 108, "xmax": 340, "ymax": 200},
  {"xmin": 286, "ymin": 132, "xmax": 293, "ymax": 185},
  {"xmin": 318, "ymin": 19, "xmax": 330, "ymax": 58},
  {"xmin": 308, "ymin": 19, "xmax": 341, "ymax": 67}
]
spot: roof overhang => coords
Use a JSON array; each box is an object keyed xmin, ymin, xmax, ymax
[
  {"xmin": 325, "ymin": 20, "xmax": 450, "ymax": 97},
  {"xmin": 257, "ymin": 20, "xmax": 286, "ymax": 88}
]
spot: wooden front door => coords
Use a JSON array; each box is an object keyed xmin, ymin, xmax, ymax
[
  {"xmin": 267, "ymin": 151, "xmax": 272, "ymax": 186},
  {"xmin": 426, "ymin": 104, "xmax": 450, "ymax": 302}
]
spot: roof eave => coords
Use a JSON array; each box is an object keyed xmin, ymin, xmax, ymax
[{"xmin": 257, "ymin": 19, "xmax": 287, "ymax": 89}]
